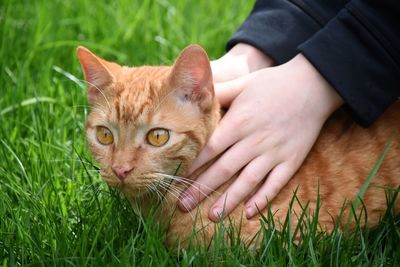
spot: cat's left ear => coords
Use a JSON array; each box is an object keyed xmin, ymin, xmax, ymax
[{"xmin": 169, "ymin": 44, "xmax": 214, "ymax": 110}]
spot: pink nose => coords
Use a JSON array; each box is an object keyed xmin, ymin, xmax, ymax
[{"xmin": 112, "ymin": 165, "xmax": 134, "ymax": 181}]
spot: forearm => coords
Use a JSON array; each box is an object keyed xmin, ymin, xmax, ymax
[
  {"xmin": 227, "ymin": 0, "xmax": 349, "ymax": 64},
  {"xmin": 211, "ymin": 43, "xmax": 274, "ymax": 83},
  {"xmin": 298, "ymin": 0, "xmax": 400, "ymax": 126}
]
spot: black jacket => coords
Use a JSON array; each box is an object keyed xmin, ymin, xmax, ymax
[{"xmin": 227, "ymin": 0, "xmax": 400, "ymax": 127}]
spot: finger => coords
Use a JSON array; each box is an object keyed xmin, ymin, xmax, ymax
[
  {"xmin": 214, "ymin": 76, "xmax": 247, "ymax": 108},
  {"xmin": 210, "ymin": 60, "xmax": 230, "ymax": 83},
  {"xmin": 214, "ymin": 81, "xmax": 242, "ymax": 108},
  {"xmin": 179, "ymin": 137, "xmax": 258, "ymax": 212},
  {"xmin": 245, "ymin": 162, "xmax": 296, "ymax": 218},
  {"xmin": 208, "ymin": 155, "xmax": 275, "ymax": 222},
  {"xmin": 186, "ymin": 113, "xmax": 243, "ymax": 175}
]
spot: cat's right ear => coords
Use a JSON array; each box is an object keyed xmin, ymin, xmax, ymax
[
  {"xmin": 77, "ymin": 46, "xmax": 121, "ymax": 105},
  {"xmin": 169, "ymin": 44, "xmax": 214, "ymax": 111}
]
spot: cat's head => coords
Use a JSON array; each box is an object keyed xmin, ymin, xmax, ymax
[{"xmin": 77, "ymin": 44, "xmax": 220, "ymax": 198}]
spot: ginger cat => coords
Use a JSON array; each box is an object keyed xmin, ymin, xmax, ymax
[{"xmin": 77, "ymin": 44, "xmax": 400, "ymax": 248}]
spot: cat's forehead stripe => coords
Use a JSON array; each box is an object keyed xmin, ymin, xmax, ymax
[
  {"xmin": 112, "ymin": 78, "xmax": 159, "ymax": 124},
  {"xmin": 107, "ymin": 66, "xmax": 171, "ymax": 124},
  {"xmin": 114, "ymin": 98, "xmax": 121, "ymax": 121}
]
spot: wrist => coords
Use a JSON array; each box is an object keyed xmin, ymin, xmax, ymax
[
  {"xmin": 239, "ymin": 43, "xmax": 275, "ymax": 71},
  {"xmin": 211, "ymin": 43, "xmax": 275, "ymax": 83},
  {"xmin": 286, "ymin": 54, "xmax": 343, "ymax": 121},
  {"xmin": 222, "ymin": 43, "xmax": 274, "ymax": 72}
]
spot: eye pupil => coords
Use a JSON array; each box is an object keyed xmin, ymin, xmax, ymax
[
  {"xmin": 96, "ymin": 126, "xmax": 114, "ymax": 145},
  {"xmin": 147, "ymin": 128, "xmax": 169, "ymax": 147}
]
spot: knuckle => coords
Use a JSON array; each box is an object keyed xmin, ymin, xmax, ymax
[
  {"xmin": 215, "ymin": 162, "xmax": 234, "ymax": 179},
  {"xmin": 232, "ymin": 114, "xmax": 251, "ymax": 130},
  {"xmin": 204, "ymin": 139, "xmax": 219, "ymax": 156},
  {"xmin": 252, "ymin": 134, "xmax": 266, "ymax": 148},
  {"xmin": 268, "ymin": 180, "xmax": 286, "ymax": 198},
  {"xmin": 222, "ymin": 112, "xmax": 248, "ymax": 133},
  {"xmin": 242, "ymin": 169, "xmax": 262, "ymax": 187}
]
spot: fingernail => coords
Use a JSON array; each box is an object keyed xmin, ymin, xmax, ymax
[
  {"xmin": 212, "ymin": 207, "xmax": 223, "ymax": 219},
  {"xmin": 246, "ymin": 206, "xmax": 256, "ymax": 219}
]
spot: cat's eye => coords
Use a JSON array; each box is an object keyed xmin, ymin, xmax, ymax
[
  {"xmin": 96, "ymin": 126, "xmax": 114, "ymax": 145},
  {"xmin": 147, "ymin": 128, "xmax": 169, "ymax": 147}
]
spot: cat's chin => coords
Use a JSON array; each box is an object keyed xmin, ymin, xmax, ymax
[
  {"xmin": 101, "ymin": 174, "xmax": 158, "ymax": 200},
  {"xmin": 115, "ymin": 183, "xmax": 153, "ymax": 199}
]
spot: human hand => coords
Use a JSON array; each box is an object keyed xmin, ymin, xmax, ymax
[
  {"xmin": 211, "ymin": 43, "xmax": 274, "ymax": 83},
  {"xmin": 178, "ymin": 54, "xmax": 343, "ymax": 221}
]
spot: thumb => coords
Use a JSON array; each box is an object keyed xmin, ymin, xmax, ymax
[{"xmin": 214, "ymin": 76, "xmax": 247, "ymax": 108}]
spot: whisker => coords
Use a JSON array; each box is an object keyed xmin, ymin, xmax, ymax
[
  {"xmin": 70, "ymin": 104, "xmax": 92, "ymax": 109},
  {"xmin": 50, "ymin": 172, "xmax": 102, "ymax": 180},
  {"xmin": 147, "ymin": 183, "xmax": 164, "ymax": 203},
  {"xmin": 35, "ymin": 159, "xmax": 92, "ymax": 163},
  {"xmin": 156, "ymin": 179, "xmax": 185, "ymax": 200},
  {"xmin": 154, "ymin": 175, "xmax": 211, "ymax": 201},
  {"xmin": 84, "ymin": 80, "xmax": 112, "ymax": 111},
  {"xmin": 151, "ymin": 86, "xmax": 182, "ymax": 113},
  {"xmin": 68, "ymin": 105, "xmax": 109, "ymax": 117},
  {"xmin": 88, "ymin": 107, "xmax": 108, "ymax": 116},
  {"xmin": 150, "ymin": 174, "xmax": 202, "ymax": 217},
  {"xmin": 155, "ymin": 180, "xmax": 195, "ymax": 220},
  {"xmin": 66, "ymin": 77, "xmax": 112, "ymax": 111},
  {"xmin": 155, "ymin": 173, "xmax": 221, "ymax": 198},
  {"xmin": 132, "ymin": 176, "xmax": 166, "ymax": 204}
]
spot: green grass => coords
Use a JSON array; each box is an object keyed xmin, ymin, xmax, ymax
[{"xmin": 1, "ymin": 0, "xmax": 399, "ymax": 266}]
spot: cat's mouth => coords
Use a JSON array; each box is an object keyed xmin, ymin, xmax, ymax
[
  {"xmin": 100, "ymin": 169, "xmax": 189, "ymax": 201},
  {"xmin": 100, "ymin": 170, "xmax": 166, "ymax": 195}
]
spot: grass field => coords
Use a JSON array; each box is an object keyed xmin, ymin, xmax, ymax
[{"xmin": 1, "ymin": 0, "xmax": 399, "ymax": 266}]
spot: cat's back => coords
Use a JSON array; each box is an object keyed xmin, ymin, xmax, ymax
[{"xmin": 272, "ymin": 100, "xmax": 400, "ymax": 228}]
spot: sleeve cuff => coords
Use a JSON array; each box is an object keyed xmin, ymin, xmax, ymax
[
  {"xmin": 298, "ymin": 5, "xmax": 400, "ymax": 127},
  {"xmin": 227, "ymin": 0, "xmax": 321, "ymax": 64}
]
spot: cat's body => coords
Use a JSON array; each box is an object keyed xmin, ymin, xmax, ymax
[
  {"xmin": 78, "ymin": 44, "xmax": 400, "ymax": 248},
  {"xmin": 165, "ymin": 104, "xmax": 400, "ymax": 247}
]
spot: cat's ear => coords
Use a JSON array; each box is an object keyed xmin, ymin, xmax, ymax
[
  {"xmin": 77, "ymin": 46, "xmax": 121, "ymax": 105},
  {"xmin": 169, "ymin": 44, "xmax": 214, "ymax": 110}
]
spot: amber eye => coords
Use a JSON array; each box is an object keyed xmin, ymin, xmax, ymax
[
  {"xmin": 96, "ymin": 126, "xmax": 114, "ymax": 145},
  {"xmin": 147, "ymin": 128, "xmax": 169, "ymax": 147}
]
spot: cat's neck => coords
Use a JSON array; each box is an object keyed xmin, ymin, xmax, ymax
[
  {"xmin": 126, "ymin": 181, "xmax": 186, "ymax": 229},
  {"xmin": 130, "ymin": 158, "xmax": 218, "ymax": 229}
]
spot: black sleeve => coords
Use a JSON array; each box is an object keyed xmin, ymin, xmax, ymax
[
  {"xmin": 227, "ymin": 0, "xmax": 349, "ymax": 64},
  {"xmin": 298, "ymin": 0, "xmax": 400, "ymax": 126}
]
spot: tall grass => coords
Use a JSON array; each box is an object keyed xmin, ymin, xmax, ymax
[{"xmin": 1, "ymin": 0, "xmax": 399, "ymax": 266}]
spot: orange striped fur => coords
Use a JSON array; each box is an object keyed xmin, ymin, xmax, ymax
[{"xmin": 78, "ymin": 44, "xmax": 400, "ymax": 248}]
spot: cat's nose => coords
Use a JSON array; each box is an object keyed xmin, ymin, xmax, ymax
[{"xmin": 112, "ymin": 165, "xmax": 134, "ymax": 181}]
